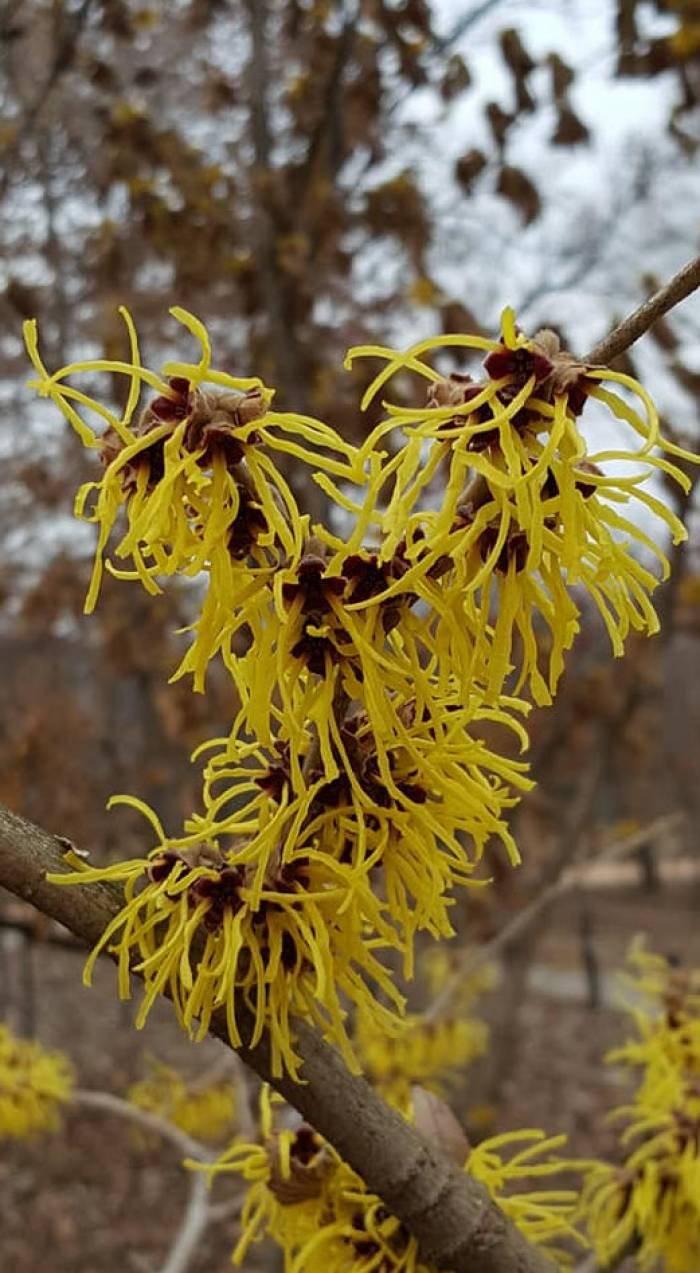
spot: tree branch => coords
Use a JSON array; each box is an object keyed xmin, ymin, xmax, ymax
[
  {"xmin": 72, "ymin": 1088, "xmax": 211, "ymax": 1168},
  {"xmin": 0, "ymin": 800, "xmax": 556, "ymax": 1273},
  {"xmin": 242, "ymin": 0, "xmax": 307, "ymax": 408},
  {"xmin": 158, "ymin": 1171, "xmax": 210, "ymax": 1273},
  {"xmin": 0, "ymin": 910, "xmax": 83, "ymax": 949},
  {"xmin": 298, "ymin": 1, "xmax": 358, "ymax": 200},
  {"xmin": 585, "ymin": 255, "xmax": 700, "ymax": 365},
  {"xmin": 242, "ymin": 0, "xmax": 327, "ymax": 522}
]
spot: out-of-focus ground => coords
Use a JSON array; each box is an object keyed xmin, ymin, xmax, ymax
[{"xmin": 2, "ymin": 870, "xmax": 698, "ymax": 1273}]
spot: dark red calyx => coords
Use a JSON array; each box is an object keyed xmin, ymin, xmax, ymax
[
  {"xmin": 291, "ymin": 619, "xmax": 339, "ymax": 675},
  {"xmin": 255, "ymin": 742, "xmax": 291, "ymax": 802},
  {"xmin": 148, "ymin": 851, "xmax": 181, "ymax": 884},
  {"xmin": 484, "ymin": 344, "xmax": 552, "ymax": 391},
  {"xmin": 150, "ymin": 377, "xmax": 191, "ymax": 422},
  {"xmin": 228, "ymin": 490, "xmax": 268, "ymax": 558},
  {"xmin": 343, "ymin": 553, "xmax": 390, "ymax": 603},
  {"xmin": 282, "ymin": 555, "xmax": 345, "ymax": 614},
  {"xmin": 479, "ymin": 524, "xmax": 529, "ymax": 574}
]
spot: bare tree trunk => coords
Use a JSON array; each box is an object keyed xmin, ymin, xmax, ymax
[{"xmin": 243, "ymin": 0, "xmax": 327, "ymax": 524}]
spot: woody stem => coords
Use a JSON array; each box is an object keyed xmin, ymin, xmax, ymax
[{"xmin": 585, "ymin": 254, "xmax": 700, "ymax": 365}]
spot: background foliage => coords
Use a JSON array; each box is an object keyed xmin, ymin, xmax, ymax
[{"xmin": 1, "ymin": 2, "xmax": 700, "ymax": 1269}]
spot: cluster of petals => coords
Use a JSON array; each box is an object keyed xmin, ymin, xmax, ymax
[
  {"xmin": 355, "ymin": 1006, "xmax": 488, "ymax": 1110},
  {"xmin": 53, "ymin": 829, "xmax": 400, "ymax": 1078},
  {"xmin": 346, "ymin": 309, "xmax": 696, "ymax": 704},
  {"xmin": 194, "ymin": 1088, "xmax": 587, "ymax": 1270},
  {"xmin": 26, "ymin": 306, "xmax": 697, "ymax": 1077}
]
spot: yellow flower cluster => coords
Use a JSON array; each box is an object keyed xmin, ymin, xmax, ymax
[
  {"xmin": 53, "ymin": 825, "xmax": 402, "ymax": 1077},
  {"xmin": 27, "ymin": 306, "xmax": 696, "ymax": 1076},
  {"xmin": 355, "ymin": 1008, "xmax": 488, "ymax": 1110},
  {"xmin": 25, "ymin": 307, "xmax": 354, "ymax": 616},
  {"xmin": 346, "ymin": 310, "xmax": 694, "ymax": 706},
  {"xmin": 580, "ymin": 942, "xmax": 700, "ymax": 1272},
  {"xmin": 355, "ymin": 956, "xmax": 494, "ymax": 1109},
  {"xmin": 423, "ymin": 945, "xmax": 499, "ymax": 1006},
  {"xmin": 466, "ymin": 1129, "xmax": 587, "ymax": 1267},
  {"xmin": 195, "ymin": 1088, "xmax": 586, "ymax": 1271},
  {"xmin": 0, "ymin": 1024, "xmax": 74, "ymax": 1140},
  {"xmin": 128, "ymin": 1055, "xmax": 237, "ymax": 1143}
]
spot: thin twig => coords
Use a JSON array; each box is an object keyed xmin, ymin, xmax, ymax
[
  {"xmin": 425, "ymin": 812, "xmax": 682, "ymax": 1023},
  {"xmin": 159, "ymin": 1172, "xmax": 211, "ymax": 1273},
  {"xmin": 574, "ymin": 1256, "xmax": 598, "ymax": 1273},
  {"xmin": 188, "ymin": 1050, "xmax": 237, "ymax": 1094},
  {"xmin": 72, "ymin": 1088, "xmax": 211, "ymax": 1163},
  {"xmin": 585, "ymin": 255, "xmax": 700, "ymax": 365},
  {"xmin": 73, "ymin": 1089, "xmax": 214, "ymax": 1273}
]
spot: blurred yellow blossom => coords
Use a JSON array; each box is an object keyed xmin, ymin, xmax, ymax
[
  {"xmin": 356, "ymin": 1009, "xmax": 488, "ymax": 1109},
  {"xmin": 580, "ymin": 942, "xmax": 700, "ymax": 1271},
  {"xmin": 0, "ymin": 1024, "xmax": 74, "ymax": 1141},
  {"xmin": 128, "ymin": 1056, "xmax": 237, "ymax": 1143}
]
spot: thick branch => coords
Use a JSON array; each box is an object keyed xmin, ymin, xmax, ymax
[
  {"xmin": 0, "ymin": 801, "xmax": 555, "ymax": 1273},
  {"xmin": 585, "ymin": 254, "xmax": 700, "ymax": 365}
]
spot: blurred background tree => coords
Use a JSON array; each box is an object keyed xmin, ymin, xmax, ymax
[{"xmin": 1, "ymin": 6, "xmax": 700, "ymax": 1264}]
